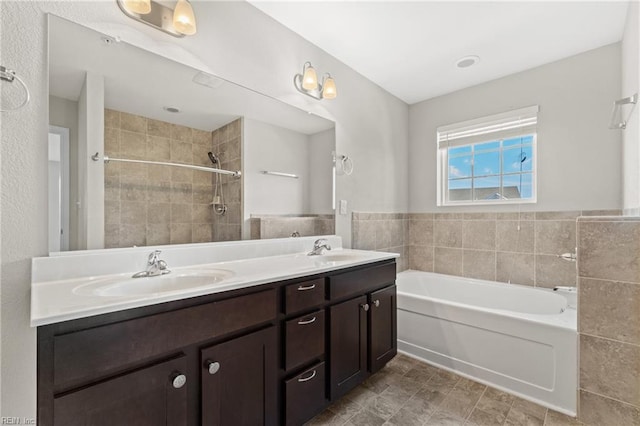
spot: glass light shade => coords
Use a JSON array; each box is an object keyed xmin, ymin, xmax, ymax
[
  {"xmin": 173, "ymin": 0, "xmax": 197, "ymax": 35},
  {"xmin": 322, "ymin": 76, "xmax": 337, "ymax": 99},
  {"xmin": 302, "ymin": 65, "xmax": 318, "ymax": 91},
  {"xmin": 123, "ymin": 0, "xmax": 151, "ymax": 14}
]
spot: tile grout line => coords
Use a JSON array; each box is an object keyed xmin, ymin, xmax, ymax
[
  {"xmin": 465, "ymin": 385, "xmax": 488, "ymax": 423},
  {"xmin": 579, "ymin": 387, "xmax": 640, "ymax": 408},
  {"xmin": 579, "ymin": 332, "xmax": 640, "ymax": 347},
  {"xmin": 578, "ymin": 275, "xmax": 640, "ymax": 286}
]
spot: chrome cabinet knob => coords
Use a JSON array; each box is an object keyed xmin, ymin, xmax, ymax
[
  {"xmin": 172, "ymin": 374, "xmax": 187, "ymax": 389},
  {"xmin": 361, "ymin": 303, "xmax": 370, "ymax": 311},
  {"xmin": 206, "ymin": 360, "xmax": 220, "ymax": 375},
  {"xmin": 373, "ymin": 300, "xmax": 380, "ymax": 308}
]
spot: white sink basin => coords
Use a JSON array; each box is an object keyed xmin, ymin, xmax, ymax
[{"xmin": 73, "ymin": 270, "xmax": 235, "ymax": 297}]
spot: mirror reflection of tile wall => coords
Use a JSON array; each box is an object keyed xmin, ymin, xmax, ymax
[
  {"xmin": 211, "ymin": 119, "xmax": 242, "ymax": 241},
  {"xmin": 104, "ymin": 109, "xmax": 225, "ymax": 248}
]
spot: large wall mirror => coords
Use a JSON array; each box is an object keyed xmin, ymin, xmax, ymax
[{"xmin": 48, "ymin": 15, "xmax": 336, "ymax": 253}]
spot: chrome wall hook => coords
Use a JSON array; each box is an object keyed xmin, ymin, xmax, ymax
[{"xmin": 609, "ymin": 93, "xmax": 638, "ymax": 130}]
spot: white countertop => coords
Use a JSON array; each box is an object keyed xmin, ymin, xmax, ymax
[{"xmin": 31, "ymin": 246, "xmax": 398, "ymax": 327}]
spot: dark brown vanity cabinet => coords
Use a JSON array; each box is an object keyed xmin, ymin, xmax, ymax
[
  {"xmin": 369, "ymin": 285, "xmax": 398, "ymax": 372},
  {"xmin": 38, "ymin": 289, "xmax": 278, "ymax": 426},
  {"xmin": 329, "ymin": 295, "xmax": 369, "ymax": 399},
  {"xmin": 328, "ymin": 262, "xmax": 397, "ymax": 400},
  {"xmin": 282, "ymin": 278, "xmax": 328, "ymax": 425},
  {"xmin": 53, "ymin": 356, "xmax": 188, "ymax": 426},
  {"xmin": 37, "ymin": 260, "xmax": 396, "ymax": 426},
  {"xmin": 201, "ymin": 327, "xmax": 277, "ymax": 426}
]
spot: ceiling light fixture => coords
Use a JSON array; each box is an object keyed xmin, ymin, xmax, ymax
[
  {"xmin": 456, "ymin": 55, "xmax": 480, "ymax": 69},
  {"xmin": 117, "ymin": 0, "xmax": 197, "ymax": 37},
  {"xmin": 293, "ymin": 62, "xmax": 337, "ymax": 100}
]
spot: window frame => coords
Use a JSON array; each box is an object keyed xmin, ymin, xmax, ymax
[{"xmin": 436, "ymin": 107, "xmax": 538, "ymax": 207}]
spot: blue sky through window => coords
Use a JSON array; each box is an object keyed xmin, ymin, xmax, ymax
[{"xmin": 447, "ymin": 135, "xmax": 534, "ymax": 201}]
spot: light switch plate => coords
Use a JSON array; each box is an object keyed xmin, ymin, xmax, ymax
[{"xmin": 339, "ymin": 199, "xmax": 348, "ymax": 215}]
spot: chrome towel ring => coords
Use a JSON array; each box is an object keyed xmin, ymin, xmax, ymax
[{"xmin": 0, "ymin": 65, "xmax": 31, "ymax": 112}]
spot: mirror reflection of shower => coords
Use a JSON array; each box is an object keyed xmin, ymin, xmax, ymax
[{"xmin": 208, "ymin": 152, "xmax": 227, "ymax": 215}]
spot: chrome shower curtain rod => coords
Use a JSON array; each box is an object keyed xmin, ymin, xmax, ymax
[{"xmin": 91, "ymin": 153, "xmax": 241, "ymax": 178}]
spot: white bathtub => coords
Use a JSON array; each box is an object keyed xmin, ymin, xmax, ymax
[{"xmin": 396, "ymin": 270, "xmax": 577, "ymax": 415}]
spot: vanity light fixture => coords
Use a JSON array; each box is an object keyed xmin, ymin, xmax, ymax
[
  {"xmin": 117, "ymin": 0, "xmax": 197, "ymax": 38},
  {"xmin": 293, "ymin": 62, "xmax": 337, "ymax": 100}
]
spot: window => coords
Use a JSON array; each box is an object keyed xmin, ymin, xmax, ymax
[{"xmin": 437, "ymin": 106, "xmax": 538, "ymax": 206}]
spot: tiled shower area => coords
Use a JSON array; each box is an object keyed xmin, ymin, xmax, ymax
[{"xmin": 104, "ymin": 110, "xmax": 242, "ymax": 247}]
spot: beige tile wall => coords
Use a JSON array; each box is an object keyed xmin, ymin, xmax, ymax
[
  {"xmin": 250, "ymin": 215, "xmax": 335, "ymax": 239},
  {"xmin": 210, "ymin": 119, "xmax": 242, "ymax": 242},
  {"xmin": 104, "ymin": 109, "xmax": 216, "ymax": 248},
  {"xmin": 577, "ymin": 216, "xmax": 640, "ymax": 425},
  {"xmin": 352, "ymin": 210, "xmax": 620, "ymax": 284},
  {"xmin": 406, "ymin": 210, "xmax": 620, "ymax": 287},
  {"xmin": 352, "ymin": 213, "xmax": 408, "ymax": 271}
]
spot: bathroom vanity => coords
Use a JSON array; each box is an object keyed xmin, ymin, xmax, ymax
[{"xmin": 33, "ymin": 243, "xmax": 397, "ymax": 425}]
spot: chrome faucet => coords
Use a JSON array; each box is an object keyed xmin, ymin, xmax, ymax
[
  {"xmin": 132, "ymin": 250, "xmax": 171, "ymax": 278},
  {"xmin": 308, "ymin": 238, "xmax": 331, "ymax": 256}
]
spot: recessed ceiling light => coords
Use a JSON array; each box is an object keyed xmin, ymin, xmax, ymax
[
  {"xmin": 456, "ymin": 55, "xmax": 480, "ymax": 69},
  {"xmin": 101, "ymin": 36, "xmax": 118, "ymax": 46},
  {"xmin": 164, "ymin": 106, "xmax": 180, "ymax": 113}
]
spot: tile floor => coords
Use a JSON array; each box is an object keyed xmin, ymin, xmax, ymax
[{"xmin": 307, "ymin": 354, "xmax": 582, "ymax": 426}]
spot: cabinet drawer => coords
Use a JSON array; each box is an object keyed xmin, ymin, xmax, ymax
[
  {"xmin": 284, "ymin": 278, "xmax": 325, "ymax": 315},
  {"xmin": 285, "ymin": 362, "xmax": 326, "ymax": 426},
  {"xmin": 53, "ymin": 289, "xmax": 276, "ymax": 389},
  {"xmin": 285, "ymin": 310, "xmax": 325, "ymax": 371},
  {"xmin": 328, "ymin": 262, "xmax": 396, "ymax": 300}
]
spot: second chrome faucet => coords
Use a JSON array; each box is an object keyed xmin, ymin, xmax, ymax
[
  {"xmin": 308, "ymin": 239, "xmax": 332, "ymax": 256},
  {"xmin": 132, "ymin": 250, "xmax": 171, "ymax": 278}
]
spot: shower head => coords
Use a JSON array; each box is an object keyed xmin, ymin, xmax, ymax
[{"xmin": 208, "ymin": 152, "xmax": 219, "ymax": 165}]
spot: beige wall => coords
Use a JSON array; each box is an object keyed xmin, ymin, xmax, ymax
[
  {"xmin": 104, "ymin": 109, "xmax": 215, "ymax": 247},
  {"xmin": 577, "ymin": 217, "xmax": 640, "ymax": 425}
]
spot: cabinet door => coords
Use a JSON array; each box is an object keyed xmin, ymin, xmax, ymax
[
  {"xmin": 369, "ymin": 285, "xmax": 397, "ymax": 373},
  {"xmin": 201, "ymin": 327, "xmax": 277, "ymax": 426},
  {"xmin": 329, "ymin": 295, "xmax": 368, "ymax": 400},
  {"xmin": 53, "ymin": 356, "xmax": 187, "ymax": 426}
]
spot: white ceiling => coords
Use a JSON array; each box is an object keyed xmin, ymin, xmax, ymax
[
  {"xmin": 250, "ymin": 1, "xmax": 629, "ymax": 104},
  {"xmin": 49, "ymin": 16, "xmax": 333, "ymax": 135}
]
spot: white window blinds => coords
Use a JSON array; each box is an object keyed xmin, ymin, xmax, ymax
[{"xmin": 437, "ymin": 105, "xmax": 539, "ymax": 148}]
